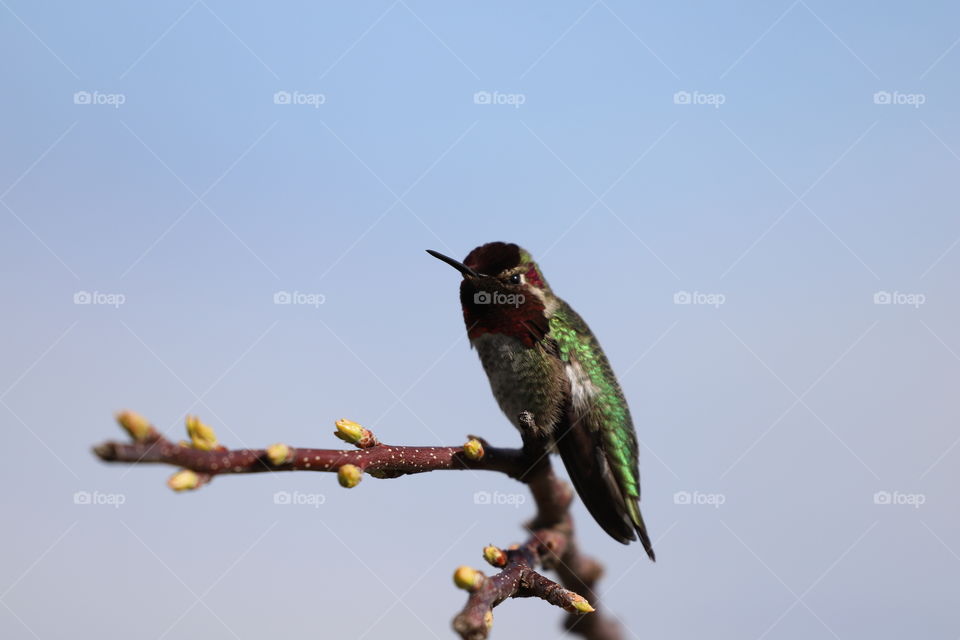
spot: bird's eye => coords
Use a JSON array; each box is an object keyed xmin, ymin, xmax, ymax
[{"xmin": 508, "ymin": 274, "xmax": 522, "ymax": 285}]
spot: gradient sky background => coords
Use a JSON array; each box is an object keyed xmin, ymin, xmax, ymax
[{"xmin": 3, "ymin": 1, "xmax": 960, "ymax": 638}]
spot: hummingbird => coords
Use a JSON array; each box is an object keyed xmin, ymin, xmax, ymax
[{"xmin": 427, "ymin": 242, "xmax": 654, "ymax": 560}]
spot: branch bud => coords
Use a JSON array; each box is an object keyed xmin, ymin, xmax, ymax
[
  {"xmin": 483, "ymin": 610, "xmax": 494, "ymax": 630},
  {"xmin": 334, "ymin": 418, "xmax": 378, "ymax": 448},
  {"xmin": 115, "ymin": 410, "xmax": 155, "ymax": 442},
  {"xmin": 337, "ymin": 463, "xmax": 363, "ymax": 488},
  {"xmin": 462, "ymin": 438, "xmax": 484, "ymax": 461},
  {"xmin": 453, "ymin": 565, "xmax": 484, "ymax": 591},
  {"xmin": 564, "ymin": 591, "xmax": 595, "ymax": 614},
  {"xmin": 482, "ymin": 545, "xmax": 506, "ymax": 568},
  {"xmin": 167, "ymin": 469, "xmax": 201, "ymax": 492},
  {"xmin": 265, "ymin": 443, "xmax": 292, "ymax": 466},
  {"xmin": 185, "ymin": 415, "xmax": 219, "ymax": 451}
]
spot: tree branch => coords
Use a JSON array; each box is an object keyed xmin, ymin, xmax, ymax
[{"xmin": 93, "ymin": 411, "xmax": 624, "ymax": 639}]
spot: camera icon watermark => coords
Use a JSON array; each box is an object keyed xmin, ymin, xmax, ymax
[
  {"xmin": 673, "ymin": 90, "xmax": 725, "ymax": 108},
  {"xmin": 673, "ymin": 290, "xmax": 725, "ymax": 308},
  {"xmin": 473, "ymin": 90, "xmax": 526, "ymax": 108},
  {"xmin": 273, "ymin": 290, "xmax": 325, "ymax": 307},
  {"xmin": 473, "ymin": 490, "xmax": 526, "ymax": 508},
  {"xmin": 873, "ymin": 90, "xmax": 925, "ymax": 108},
  {"xmin": 873, "ymin": 290, "xmax": 925, "ymax": 308},
  {"xmin": 473, "ymin": 290, "xmax": 525, "ymax": 308},
  {"xmin": 74, "ymin": 290, "xmax": 126, "ymax": 308},
  {"xmin": 273, "ymin": 90, "xmax": 326, "ymax": 108},
  {"xmin": 73, "ymin": 90, "xmax": 126, "ymax": 108},
  {"xmin": 273, "ymin": 490, "xmax": 325, "ymax": 507},
  {"xmin": 673, "ymin": 490, "xmax": 725, "ymax": 508},
  {"xmin": 73, "ymin": 490, "xmax": 126, "ymax": 508},
  {"xmin": 873, "ymin": 490, "xmax": 925, "ymax": 508}
]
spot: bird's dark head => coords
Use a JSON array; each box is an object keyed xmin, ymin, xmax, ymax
[{"xmin": 427, "ymin": 242, "xmax": 553, "ymax": 346}]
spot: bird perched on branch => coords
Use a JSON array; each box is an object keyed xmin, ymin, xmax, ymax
[{"xmin": 428, "ymin": 242, "xmax": 655, "ymax": 560}]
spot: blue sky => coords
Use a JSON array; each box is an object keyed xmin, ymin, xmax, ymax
[{"xmin": 2, "ymin": 1, "xmax": 960, "ymax": 638}]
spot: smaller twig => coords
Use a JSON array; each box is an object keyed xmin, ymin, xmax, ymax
[{"xmin": 450, "ymin": 413, "xmax": 620, "ymax": 640}]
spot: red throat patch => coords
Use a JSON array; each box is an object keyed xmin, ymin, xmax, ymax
[{"xmin": 460, "ymin": 284, "xmax": 548, "ymax": 347}]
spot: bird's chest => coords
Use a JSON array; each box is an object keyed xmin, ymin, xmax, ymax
[{"xmin": 472, "ymin": 333, "xmax": 566, "ymax": 435}]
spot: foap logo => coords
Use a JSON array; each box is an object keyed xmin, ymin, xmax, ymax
[
  {"xmin": 673, "ymin": 290, "xmax": 726, "ymax": 308},
  {"xmin": 873, "ymin": 91, "xmax": 925, "ymax": 108},
  {"xmin": 73, "ymin": 90, "xmax": 126, "ymax": 108},
  {"xmin": 873, "ymin": 490, "xmax": 925, "ymax": 508},
  {"xmin": 873, "ymin": 291, "xmax": 925, "ymax": 308},
  {"xmin": 273, "ymin": 490, "xmax": 326, "ymax": 508},
  {"xmin": 273, "ymin": 291, "xmax": 326, "ymax": 307},
  {"xmin": 273, "ymin": 90, "xmax": 326, "ymax": 108},
  {"xmin": 673, "ymin": 90, "xmax": 725, "ymax": 108},
  {"xmin": 73, "ymin": 490, "xmax": 126, "ymax": 508},
  {"xmin": 473, "ymin": 290, "xmax": 525, "ymax": 308},
  {"xmin": 473, "ymin": 90, "xmax": 526, "ymax": 108},
  {"xmin": 673, "ymin": 490, "xmax": 726, "ymax": 508},
  {"xmin": 74, "ymin": 291, "xmax": 126, "ymax": 308},
  {"xmin": 473, "ymin": 490, "xmax": 526, "ymax": 508}
]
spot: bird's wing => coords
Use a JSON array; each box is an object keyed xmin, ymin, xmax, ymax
[{"xmin": 548, "ymin": 304, "xmax": 655, "ymax": 559}]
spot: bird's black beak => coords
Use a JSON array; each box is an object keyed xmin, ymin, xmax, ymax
[{"xmin": 426, "ymin": 249, "xmax": 481, "ymax": 278}]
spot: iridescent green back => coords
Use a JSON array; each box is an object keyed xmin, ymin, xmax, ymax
[{"xmin": 548, "ymin": 305, "xmax": 641, "ymax": 507}]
